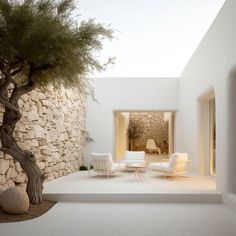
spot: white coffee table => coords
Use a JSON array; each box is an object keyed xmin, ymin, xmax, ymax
[{"xmin": 126, "ymin": 163, "xmax": 147, "ymax": 181}]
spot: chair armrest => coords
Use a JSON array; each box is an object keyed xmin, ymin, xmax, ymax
[
  {"xmin": 187, "ymin": 160, "xmax": 191, "ymax": 174},
  {"xmin": 114, "ymin": 161, "xmax": 122, "ymax": 169}
]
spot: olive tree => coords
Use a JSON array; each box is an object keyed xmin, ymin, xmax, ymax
[
  {"xmin": 127, "ymin": 119, "xmax": 143, "ymax": 151},
  {"xmin": 0, "ymin": 0, "xmax": 113, "ymax": 204}
]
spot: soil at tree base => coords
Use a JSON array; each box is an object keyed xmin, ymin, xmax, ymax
[{"xmin": 0, "ymin": 200, "xmax": 56, "ymax": 223}]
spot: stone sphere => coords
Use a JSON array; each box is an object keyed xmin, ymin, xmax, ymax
[{"xmin": 1, "ymin": 187, "xmax": 29, "ymax": 214}]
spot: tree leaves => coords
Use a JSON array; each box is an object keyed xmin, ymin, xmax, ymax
[
  {"xmin": 127, "ymin": 119, "xmax": 143, "ymax": 140},
  {"xmin": 0, "ymin": 0, "xmax": 114, "ymax": 94},
  {"xmin": 57, "ymin": 0, "xmax": 74, "ymax": 15}
]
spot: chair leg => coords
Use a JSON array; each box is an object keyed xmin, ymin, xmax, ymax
[
  {"xmin": 88, "ymin": 169, "xmax": 92, "ymax": 177},
  {"xmin": 183, "ymin": 173, "xmax": 191, "ymax": 178},
  {"xmin": 88, "ymin": 169, "xmax": 96, "ymax": 178}
]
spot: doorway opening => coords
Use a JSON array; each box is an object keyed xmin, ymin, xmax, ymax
[
  {"xmin": 209, "ymin": 98, "xmax": 216, "ymax": 176},
  {"xmin": 199, "ymin": 89, "xmax": 216, "ymax": 177},
  {"xmin": 114, "ymin": 111, "xmax": 175, "ymax": 162}
]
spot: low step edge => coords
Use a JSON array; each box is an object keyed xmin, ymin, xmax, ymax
[{"xmin": 43, "ymin": 193, "xmax": 222, "ymax": 203}]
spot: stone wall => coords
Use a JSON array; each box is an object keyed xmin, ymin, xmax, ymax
[
  {"xmin": 0, "ymin": 87, "xmax": 86, "ymax": 192},
  {"xmin": 130, "ymin": 112, "xmax": 168, "ymax": 153}
]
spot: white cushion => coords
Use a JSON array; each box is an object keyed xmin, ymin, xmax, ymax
[
  {"xmin": 91, "ymin": 153, "xmax": 126, "ymax": 173},
  {"xmin": 149, "ymin": 152, "xmax": 189, "ymax": 175},
  {"xmin": 149, "ymin": 162, "xmax": 170, "ymax": 171},
  {"xmin": 91, "ymin": 153, "xmax": 113, "ymax": 171},
  {"xmin": 169, "ymin": 153, "xmax": 188, "ymax": 168},
  {"xmin": 124, "ymin": 151, "xmax": 145, "ymax": 160},
  {"xmin": 91, "ymin": 153, "xmax": 112, "ymax": 162},
  {"xmin": 111, "ymin": 163, "xmax": 126, "ymax": 171}
]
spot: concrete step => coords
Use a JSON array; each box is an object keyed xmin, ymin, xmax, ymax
[{"xmin": 43, "ymin": 192, "xmax": 222, "ymax": 203}]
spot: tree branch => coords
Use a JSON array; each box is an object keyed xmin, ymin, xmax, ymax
[
  {"xmin": 0, "ymin": 71, "xmax": 18, "ymax": 112},
  {"xmin": 10, "ymin": 82, "xmax": 34, "ymax": 104},
  {"xmin": 8, "ymin": 62, "xmax": 39, "ymax": 105},
  {"xmin": 11, "ymin": 63, "xmax": 24, "ymax": 76},
  {"xmin": 32, "ymin": 63, "xmax": 54, "ymax": 73}
]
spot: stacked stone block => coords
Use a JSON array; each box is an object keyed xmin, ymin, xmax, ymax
[
  {"xmin": 0, "ymin": 87, "xmax": 86, "ymax": 191},
  {"xmin": 130, "ymin": 112, "xmax": 168, "ymax": 152}
]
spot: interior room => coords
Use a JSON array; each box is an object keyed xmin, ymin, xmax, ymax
[{"xmin": 115, "ymin": 111, "xmax": 174, "ymax": 163}]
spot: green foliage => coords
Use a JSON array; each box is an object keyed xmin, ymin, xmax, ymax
[
  {"xmin": 81, "ymin": 130, "xmax": 94, "ymax": 143},
  {"xmin": 79, "ymin": 165, "xmax": 88, "ymax": 171},
  {"xmin": 127, "ymin": 119, "xmax": 143, "ymax": 140},
  {"xmin": 0, "ymin": 0, "xmax": 113, "ymax": 92}
]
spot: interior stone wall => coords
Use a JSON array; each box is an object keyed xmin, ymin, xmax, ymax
[
  {"xmin": 0, "ymin": 87, "xmax": 86, "ymax": 192},
  {"xmin": 130, "ymin": 112, "xmax": 168, "ymax": 153}
]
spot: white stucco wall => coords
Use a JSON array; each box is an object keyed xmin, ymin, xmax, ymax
[
  {"xmin": 84, "ymin": 0, "xmax": 236, "ymax": 210},
  {"xmin": 176, "ymin": 0, "xmax": 236, "ymax": 207},
  {"xmin": 85, "ymin": 77, "xmax": 179, "ymax": 165}
]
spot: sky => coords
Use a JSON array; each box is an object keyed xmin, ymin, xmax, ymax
[{"xmin": 76, "ymin": 0, "xmax": 225, "ymax": 77}]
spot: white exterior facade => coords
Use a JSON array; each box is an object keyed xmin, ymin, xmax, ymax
[
  {"xmin": 85, "ymin": 77, "xmax": 178, "ymax": 165},
  {"xmin": 176, "ymin": 0, "xmax": 236, "ymax": 209},
  {"xmin": 85, "ymin": 0, "xmax": 236, "ymax": 209}
]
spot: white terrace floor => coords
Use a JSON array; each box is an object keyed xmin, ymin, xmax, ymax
[
  {"xmin": 43, "ymin": 169, "xmax": 219, "ymax": 204},
  {"xmin": 44, "ymin": 154, "xmax": 217, "ymax": 198},
  {"xmin": 44, "ymin": 170, "xmax": 216, "ymax": 195}
]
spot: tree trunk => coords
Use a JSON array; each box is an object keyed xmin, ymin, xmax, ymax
[
  {"xmin": 0, "ymin": 79, "xmax": 44, "ymax": 204},
  {"xmin": 129, "ymin": 139, "xmax": 134, "ymax": 151},
  {"xmin": 0, "ymin": 113, "xmax": 43, "ymax": 204},
  {"xmin": 23, "ymin": 160, "xmax": 43, "ymax": 204}
]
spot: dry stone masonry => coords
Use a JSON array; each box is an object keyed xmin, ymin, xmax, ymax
[
  {"xmin": 130, "ymin": 112, "xmax": 168, "ymax": 152},
  {"xmin": 0, "ymin": 87, "xmax": 86, "ymax": 192}
]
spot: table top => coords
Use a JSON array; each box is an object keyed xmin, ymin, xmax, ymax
[{"xmin": 126, "ymin": 163, "xmax": 147, "ymax": 168}]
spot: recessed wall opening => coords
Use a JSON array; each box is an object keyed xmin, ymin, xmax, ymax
[
  {"xmin": 114, "ymin": 111, "xmax": 175, "ymax": 162},
  {"xmin": 199, "ymin": 89, "xmax": 216, "ymax": 178},
  {"xmin": 209, "ymin": 98, "xmax": 216, "ymax": 176},
  {"xmin": 227, "ymin": 74, "xmax": 236, "ymax": 194}
]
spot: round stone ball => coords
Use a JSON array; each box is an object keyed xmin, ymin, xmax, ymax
[{"xmin": 1, "ymin": 187, "xmax": 29, "ymax": 214}]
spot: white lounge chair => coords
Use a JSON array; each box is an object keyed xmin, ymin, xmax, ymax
[
  {"xmin": 146, "ymin": 139, "xmax": 161, "ymax": 154},
  {"xmin": 122, "ymin": 151, "xmax": 145, "ymax": 165},
  {"xmin": 149, "ymin": 152, "xmax": 190, "ymax": 177},
  {"xmin": 90, "ymin": 153, "xmax": 126, "ymax": 178}
]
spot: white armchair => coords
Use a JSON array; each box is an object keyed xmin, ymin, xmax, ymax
[
  {"xmin": 90, "ymin": 153, "xmax": 126, "ymax": 178},
  {"xmin": 149, "ymin": 152, "xmax": 191, "ymax": 177},
  {"xmin": 122, "ymin": 151, "xmax": 145, "ymax": 165},
  {"xmin": 146, "ymin": 139, "xmax": 161, "ymax": 154}
]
